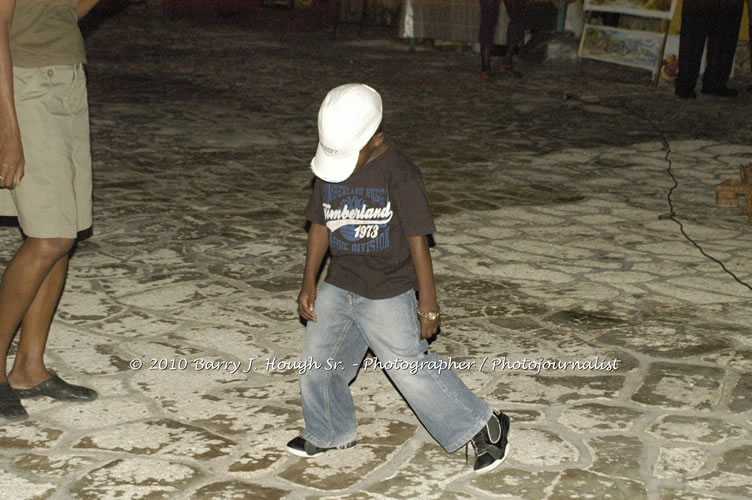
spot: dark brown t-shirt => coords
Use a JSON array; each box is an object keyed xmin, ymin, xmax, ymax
[{"xmin": 305, "ymin": 146, "xmax": 436, "ymax": 299}]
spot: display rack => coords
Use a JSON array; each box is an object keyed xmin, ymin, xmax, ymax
[{"xmin": 578, "ymin": 0, "xmax": 677, "ymax": 85}]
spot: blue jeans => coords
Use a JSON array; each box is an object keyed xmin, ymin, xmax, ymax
[{"xmin": 299, "ymin": 283, "xmax": 492, "ymax": 453}]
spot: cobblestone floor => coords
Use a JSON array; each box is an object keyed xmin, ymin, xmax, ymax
[{"xmin": 1, "ymin": 7, "xmax": 752, "ymax": 500}]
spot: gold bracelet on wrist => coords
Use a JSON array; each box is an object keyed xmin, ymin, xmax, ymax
[{"xmin": 416, "ymin": 306, "xmax": 440, "ymax": 321}]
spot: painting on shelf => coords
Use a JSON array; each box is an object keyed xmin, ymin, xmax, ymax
[
  {"xmin": 579, "ymin": 24, "xmax": 665, "ymax": 73},
  {"xmin": 583, "ymin": 0, "xmax": 677, "ymax": 20}
]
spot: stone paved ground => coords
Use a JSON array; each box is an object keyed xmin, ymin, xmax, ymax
[{"xmin": 2, "ymin": 6, "xmax": 752, "ymax": 500}]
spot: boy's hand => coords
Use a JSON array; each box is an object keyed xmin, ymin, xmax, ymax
[
  {"xmin": 419, "ymin": 315, "xmax": 439, "ymax": 339},
  {"xmin": 298, "ymin": 283, "xmax": 317, "ymax": 322},
  {"xmin": 408, "ymin": 235, "xmax": 439, "ymax": 339}
]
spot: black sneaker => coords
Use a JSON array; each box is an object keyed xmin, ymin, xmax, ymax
[
  {"xmin": 469, "ymin": 409, "xmax": 510, "ymax": 474},
  {"xmin": 286, "ymin": 436, "xmax": 356, "ymax": 458}
]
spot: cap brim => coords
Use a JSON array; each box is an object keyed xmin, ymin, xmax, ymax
[{"xmin": 310, "ymin": 143, "xmax": 359, "ymax": 183}]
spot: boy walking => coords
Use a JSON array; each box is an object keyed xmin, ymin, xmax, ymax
[{"xmin": 287, "ymin": 83, "xmax": 510, "ymax": 474}]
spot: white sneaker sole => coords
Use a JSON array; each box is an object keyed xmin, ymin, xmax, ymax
[
  {"xmin": 286, "ymin": 445, "xmax": 322, "ymax": 458},
  {"xmin": 474, "ymin": 442, "xmax": 510, "ymax": 475}
]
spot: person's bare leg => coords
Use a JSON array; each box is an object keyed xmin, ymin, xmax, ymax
[
  {"xmin": 7, "ymin": 253, "xmax": 69, "ymax": 388},
  {"xmin": 0, "ymin": 237, "xmax": 73, "ymax": 385},
  {"xmin": 502, "ymin": 48, "xmax": 514, "ymax": 68},
  {"xmin": 500, "ymin": 46, "xmax": 522, "ymax": 77},
  {"xmin": 481, "ymin": 47, "xmax": 492, "ymax": 79},
  {"xmin": 501, "ymin": 0, "xmax": 526, "ymax": 77},
  {"xmin": 479, "ymin": 0, "xmax": 500, "ymax": 79}
]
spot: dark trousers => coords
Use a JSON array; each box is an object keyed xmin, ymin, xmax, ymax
[
  {"xmin": 479, "ymin": 0, "xmax": 527, "ymax": 51},
  {"xmin": 676, "ymin": 0, "xmax": 745, "ymax": 92}
]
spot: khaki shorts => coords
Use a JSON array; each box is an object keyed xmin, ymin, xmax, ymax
[{"xmin": 0, "ymin": 64, "xmax": 93, "ymax": 238}]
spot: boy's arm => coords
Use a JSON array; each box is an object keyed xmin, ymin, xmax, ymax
[
  {"xmin": 78, "ymin": 0, "xmax": 100, "ymax": 18},
  {"xmin": 408, "ymin": 235, "xmax": 440, "ymax": 339},
  {"xmin": 0, "ymin": 0, "xmax": 24, "ymax": 190},
  {"xmin": 298, "ymin": 222, "xmax": 329, "ymax": 323}
]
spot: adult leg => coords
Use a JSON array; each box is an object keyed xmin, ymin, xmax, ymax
[
  {"xmin": 298, "ymin": 283, "xmax": 370, "ymax": 448},
  {"xmin": 1, "ymin": 65, "xmax": 95, "ymax": 414},
  {"xmin": 0, "ymin": 237, "xmax": 74, "ymax": 386},
  {"xmin": 501, "ymin": 0, "xmax": 526, "ymax": 73},
  {"xmin": 701, "ymin": 0, "xmax": 744, "ymax": 93},
  {"xmin": 676, "ymin": 1, "xmax": 711, "ymax": 97},
  {"xmin": 479, "ymin": 0, "xmax": 501, "ymax": 77},
  {"xmin": 7, "ymin": 247, "xmax": 72, "ymax": 388},
  {"xmin": 354, "ymin": 290, "xmax": 491, "ymax": 453}
]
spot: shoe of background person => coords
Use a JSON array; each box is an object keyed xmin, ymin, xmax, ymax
[
  {"xmin": 701, "ymin": 86, "xmax": 738, "ymax": 97},
  {"xmin": 469, "ymin": 409, "xmax": 510, "ymax": 474},
  {"xmin": 0, "ymin": 382, "xmax": 28, "ymax": 422},
  {"xmin": 12, "ymin": 374, "xmax": 97, "ymax": 402},
  {"xmin": 500, "ymin": 63, "xmax": 523, "ymax": 78},
  {"xmin": 675, "ymin": 87, "xmax": 697, "ymax": 99},
  {"xmin": 481, "ymin": 64, "xmax": 490, "ymax": 81},
  {"xmin": 286, "ymin": 436, "xmax": 356, "ymax": 458}
]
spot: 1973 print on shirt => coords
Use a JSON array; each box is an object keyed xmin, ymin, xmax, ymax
[
  {"xmin": 322, "ymin": 184, "xmax": 393, "ymax": 254},
  {"xmin": 305, "ymin": 148, "xmax": 436, "ymax": 299}
]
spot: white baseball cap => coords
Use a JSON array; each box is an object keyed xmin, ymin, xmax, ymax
[{"xmin": 311, "ymin": 83, "xmax": 383, "ymax": 183}]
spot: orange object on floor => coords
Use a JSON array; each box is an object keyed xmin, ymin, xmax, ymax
[
  {"xmin": 716, "ymin": 165, "xmax": 752, "ymax": 222},
  {"xmin": 741, "ymin": 165, "xmax": 752, "ymax": 222}
]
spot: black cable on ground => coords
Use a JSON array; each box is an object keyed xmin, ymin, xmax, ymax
[
  {"xmin": 612, "ymin": 99, "xmax": 752, "ymax": 292},
  {"xmin": 445, "ymin": 79, "xmax": 751, "ymax": 291}
]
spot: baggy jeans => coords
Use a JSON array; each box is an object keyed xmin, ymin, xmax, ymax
[{"xmin": 299, "ymin": 283, "xmax": 492, "ymax": 453}]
